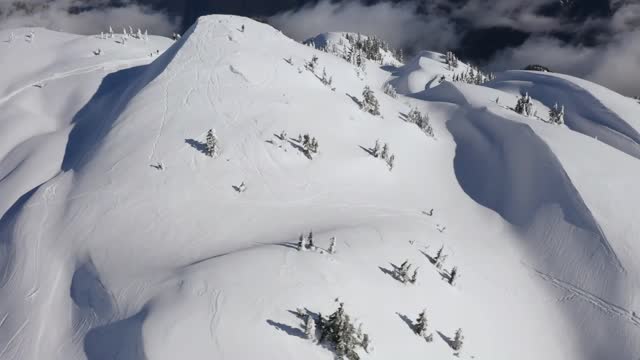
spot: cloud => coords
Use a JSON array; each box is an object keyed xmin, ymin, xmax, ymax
[
  {"xmin": 487, "ymin": 2, "xmax": 640, "ymax": 97},
  {"xmin": 269, "ymin": 0, "xmax": 459, "ymax": 51},
  {"xmin": 0, "ymin": 0, "xmax": 179, "ymax": 35},
  {"xmin": 270, "ymin": 0, "xmax": 640, "ymax": 96}
]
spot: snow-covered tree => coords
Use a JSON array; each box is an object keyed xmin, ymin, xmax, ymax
[
  {"xmin": 398, "ymin": 260, "xmax": 410, "ymax": 283},
  {"xmin": 238, "ymin": 182, "xmax": 247, "ymax": 193},
  {"xmin": 360, "ymin": 86, "xmax": 380, "ymax": 116},
  {"xmin": 305, "ymin": 314, "xmax": 316, "ymax": 341},
  {"xmin": 548, "ymin": 103, "xmax": 565, "ymax": 125},
  {"xmin": 383, "ymin": 83, "xmax": 397, "ymax": 98},
  {"xmin": 515, "ymin": 93, "xmax": 535, "ymax": 117},
  {"xmin": 387, "ymin": 154, "xmax": 395, "ymax": 171},
  {"xmin": 409, "ymin": 266, "xmax": 418, "ymax": 283},
  {"xmin": 381, "ymin": 143, "xmax": 389, "ymax": 161},
  {"xmin": 434, "ymin": 246, "xmax": 444, "ymax": 262},
  {"xmin": 372, "ymin": 139, "xmax": 381, "ymax": 158},
  {"xmin": 205, "ymin": 129, "xmax": 218, "ymax": 157},
  {"xmin": 306, "ymin": 55, "xmax": 319, "ymax": 72},
  {"xmin": 361, "ymin": 333, "xmax": 370, "ymax": 352},
  {"xmin": 407, "ymin": 108, "xmax": 434, "ymax": 137},
  {"xmin": 414, "ymin": 310, "xmax": 429, "ymax": 337},
  {"xmin": 297, "ymin": 234, "xmax": 306, "ymax": 251},
  {"xmin": 307, "ymin": 231, "xmax": 314, "ymax": 250},
  {"xmin": 446, "ymin": 51, "xmax": 459, "ymax": 69},
  {"xmin": 319, "ymin": 303, "xmax": 366, "ymax": 360},
  {"xmin": 452, "ymin": 328, "xmax": 464, "ymax": 351},
  {"xmin": 448, "ymin": 266, "xmax": 459, "ymax": 285},
  {"xmin": 328, "ymin": 237, "xmax": 337, "ymax": 254}
]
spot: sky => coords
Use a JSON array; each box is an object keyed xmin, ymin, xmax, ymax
[{"xmin": 0, "ymin": 0, "xmax": 638, "ymax": 97}]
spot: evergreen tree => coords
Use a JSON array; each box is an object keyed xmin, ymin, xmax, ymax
[
  {"xmin": 387, "ymin": 154, "xmax": 395, "ymax": 171},
  {"xmin": 361, "ymin": 333, "xmax": 370, "ymax": 352},
  {"xmin": 383, "ymin": 83, "xmax": 397, "ymax": 98},
  {"xmin": 452, "ymin": 328, "xmax": 464, "ymax": 351},
  {"xmin": 320, "ymin": 303, "xmax": 362, "ymax": 360},
  {"xmin": 409, "ymin": 267, "xmax": 418, "ymax": 283},
  {"xmin": 305, "ymin": 314, "xmax": 316, "ymax": 341},
  {"xmin": 328, "ymin": 237, "xmax": 337, "ymax": 254},
  {"xmin": 549, "ymin": 103, "xmax": 565, "ymax": 125},
  {"xmin": 435, "ymin": 246, "xmax": 444, "ymax": 262},
  {"xmin": 448, "ymin": 266, "xmax": 459, "ymax": 285},
  {"xmin": 381, "ymin": 143, "xmax": 389, "ymax": 161},
  {"xmin": 360, "ymin": 86, "xmax": 380, "ymax": 116},
  {"xmin": 307, "ymin": 231, "xmax": 314, "ymax": 249},
  {"xmin": 205, "ymin": 129, "xmax": 218, "ymax": 157},
  {"xmin": 297, "ymin": 234, "xmax": 306, "ymax": 251},
  {"xmin": 515, "ymin": 93, "xmax": 535, "ymax": 117},
  {"xmin": 414, "ymin": 310, "xmax": 429, "ymax": 337},
  {"xmin": 372, "ymin": 139, "xmax": 381, "ymax": 158}
]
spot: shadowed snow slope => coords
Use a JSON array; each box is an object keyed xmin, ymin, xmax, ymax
[{"xmin": 0, "ymin": 15, "xmax": 639, "ymax": 360}]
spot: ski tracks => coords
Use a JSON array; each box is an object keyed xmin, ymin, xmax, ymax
[
  {"xmin": 208, "ymin": 289, "xmax": 224, "ymax": 353},
  {"xmin": 532, "ymin": 268, "xmax": 640, "ymax": 328}
]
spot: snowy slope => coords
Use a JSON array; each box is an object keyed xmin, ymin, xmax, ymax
[{"xmin": 0, "ymin": 15, "xmax": 639, "ymax": 360}]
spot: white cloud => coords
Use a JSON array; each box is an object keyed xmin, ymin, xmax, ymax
[
  {"xmin": 269, "ymin": 0, "xmax": 459, "ymax": 51},
  {"xmin": 0, "ymin": 0, "xmax": 179, "ymax": 35}
]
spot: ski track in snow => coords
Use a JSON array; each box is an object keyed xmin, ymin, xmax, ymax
[
  {"xmin": 209, "ymin": 289, "xmax": 224, "ymax": 353},
  {"xmin": 533, "ymin": 268, "xmax": 640, "ymax": 328},
  {"xmin": 0, "ymin": 58, "xmax": 152, "ymax": 106}
]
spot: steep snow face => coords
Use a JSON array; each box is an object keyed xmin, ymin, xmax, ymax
[{"xmin": 1, "ymin": 15, "xmax": 639, "ymax": 360}]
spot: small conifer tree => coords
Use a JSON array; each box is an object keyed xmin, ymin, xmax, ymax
[
  {"xmin": 452, "ymin": 328, "xmax": 464, "ymax": 351},
  {"xmin": 205, "ymin": 129, "xmax": 218, "ymax": 157}
]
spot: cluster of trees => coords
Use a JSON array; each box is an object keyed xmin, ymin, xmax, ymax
[
  {"xmin": 394, "ymin": 260, "xmax": 419, "ymax": 284},
  {"xmin": 297, "ymin": 232, "xmax": 338, "ymax": 254},
  {"xmin": 371, "ymin": 140, "xmax": 395, "ymax": 171},
  {"xmin": 360, "ymin": 86, "xmax": 380, "ymax": 116},
  {"xmin": 383, "ymin": 83, "xmax": 398, "ymax": 98},
  {"xmin": 297, "ymin": 231, "xmax": 316, "ymax": 251},
  {"xmin": 548, "ymin": 103, "xmax": 565, "ymax": 125},
  {"xmin": 311, "ymin": 33, "xmax": 404, "ymax": 71},
  {"xmin": 407, "ymin": 108, "xmax": 434, "ymax": 137},
  {"xmin": 431, "ymin": 246, "xmax": 459, "ymax": 285},
  {"xmin": 320, "ymin": 67, "xmax": 334, "ymax": 89},
  {"xmin": 414, "ymin": 309, "xmax": 434, "ymax": 342},
  {"xmin": 306, "ymin": 303, "xmax": 370, "ymax": 360},
  {"xmin": 206, "ymin": 129, "xmax": 219, "ymax": 157},
  {"xmin": 305, "ymin": 55, "xmax": 319, "ymax": 73},
  {"xmin": 445, "ymin": 51, "xmax": 459, "ymax": 69},
  {"xmin": 102, "ymin": 26, "xmax": 150, "ymax": 44},
  {"xmin": 514, "ymin": 93, "xmax": 536, "ymax": 117},
  {"xmin": 297, "ymin": 134, "xmax": 319, "ymax": 157},
  {"xmin": 452, "ymin": 66, "xmax": 495, "ymax": 85}
]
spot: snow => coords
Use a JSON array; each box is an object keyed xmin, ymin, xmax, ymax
[{"xmin": 1, "ymin": 15, "xmax": 639, "ymax": 360}]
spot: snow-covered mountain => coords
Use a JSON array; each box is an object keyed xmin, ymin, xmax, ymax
[{"xmin": 0, "ymin": 15, "xmax": 639, "ymax": 360}]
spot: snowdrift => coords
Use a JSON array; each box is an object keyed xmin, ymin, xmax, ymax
[{"xmin": 0, "ymin": 15, "xmax": 639, "ymax": 360}]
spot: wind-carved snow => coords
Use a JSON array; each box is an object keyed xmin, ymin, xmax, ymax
[{"xmin": 0, "ymin": 15, "xmax": 639, "ymax": 360}]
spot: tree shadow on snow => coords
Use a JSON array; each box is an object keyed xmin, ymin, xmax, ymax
[
  {"xmin": 271, "ymin": 242, "xmax": 299, "ymax": 250},
  {"xmin": 266, "ymin": 319, "xmax": 306, "ymax": 339},
  {"xmin": 437, "ymin": 330, "xmax": 456, "ymax": 349},
  {"xmin": 285, "ymin": 139, "xmax": 312, "ymax": 160},
  {"xmin": 396, "ymin": 312, "xmax": 415, "ymax": 333},
  {"xmin": 419, "ymin": 249, "xmax": 437, "ymax": 265},
  {"xmin": 185, "ymin": 138, "xmax": 207, "ymax": 155},
  {"xmin": 358, "ymin": 145, "xmax": 377, "ymax": 157},
  {"xmin": 346, "ymin": 93, "xmax": 362, "ymax": 107},
  {"xmin": 379, "ymin": 264, "xmax": 404, "ymax": 283}
]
